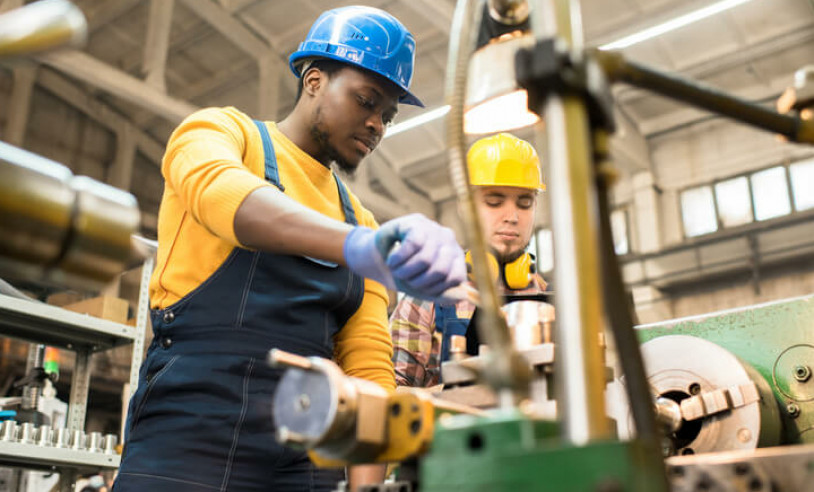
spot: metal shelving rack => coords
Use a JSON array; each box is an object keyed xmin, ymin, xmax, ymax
[{"xmin": 0, "ymin": 255, "xmax": 154, "ymax": 491}]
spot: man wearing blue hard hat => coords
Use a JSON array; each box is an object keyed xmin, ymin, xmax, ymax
[{"xmin": 114, "ymin": 6, "xmax": 464, "ymax": 492}]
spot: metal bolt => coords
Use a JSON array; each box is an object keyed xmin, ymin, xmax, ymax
[
  {"xmin": 794, "ymin": 365, "xmax": 811, "ymax": 382},
  {"xmin": 296, "ymin": 394, "xmax": 310, "ymax": 412},
  {"xmin": 787, "ymin": 403, "xmax": 801, "ymax": 418}
]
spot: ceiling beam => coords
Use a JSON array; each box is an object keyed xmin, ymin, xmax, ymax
[
  {"xmin": 177, "ymin": 0, "xmax": 270, "ymax": 57},
  {"xmin": 369, "ymin": 149, "xmax": 434, "ymax": 217},
  {"xmin": 0, "ymin": 0, "xmax": 23, "ymax": 14},
  {"xmin": 36, "ymin": 49, "xmax": 198, "ymax": 124},
  {"xmin": 404, "ymin": 0, "xmax": 454, "ymax": 34},
  {"xmin": 84, "ymin": 0, "xmax": 142, "ymax": 34},
  {"xmin": 257, "ymin": 53, "xmax": 281, "ymax": 120},
  {"xmin": 4, "ymin": 64, "xmax": 37, "ymax": 147},
  {"xmin": 217, "ymin": 0, "xmax": 260, "ymax": 14},
  {"xmin": 107, "ymin": 123, "xmax": 137, "ymax": 191},
  {"xmin": 338, "ymin": 165, "xmax": 407, "ymax": 222},
  {"xmin": 36, "ymin": 69, "xmax": 166, "ymax": 164},
  {"xmin": 142, "ymin": 0, "xmax": 175, "ymax": 92},
  {"xmin": 610, "ymin": 107, "xmax": 652, "ymax": 173}
]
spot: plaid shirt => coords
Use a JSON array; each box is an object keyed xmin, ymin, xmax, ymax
[{"xmin": 390, "ymin": 275, "xmax": 547, "ymax": 387}]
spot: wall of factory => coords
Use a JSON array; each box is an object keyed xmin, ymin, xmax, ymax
[
  {"xmin": 650, "ymin": 117, "xmax": 814, "ymax": 247},
  {"xmin": 623, "ymin": 117, "xmax": 814, "ymax": 323}
]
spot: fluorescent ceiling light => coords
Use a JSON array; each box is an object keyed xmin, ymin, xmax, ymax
[
  {"xmin": 384, "ymin": 0, "xmax": 754, "ymax": 138},
  {"xmin": 385, "ymin": 105, "xmax": 450, "ymax": 138},
  {"xmin": 599, "ymin": 0, "xmax": 754, "ymax": 51}
]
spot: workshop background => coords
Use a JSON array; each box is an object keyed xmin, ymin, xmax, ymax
[{"xmin": 0, "ymin": 0, "xmax": 813, "ymax": 487}]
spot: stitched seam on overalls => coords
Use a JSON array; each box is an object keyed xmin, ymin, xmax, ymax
[
  {"xmin": 325, "ymin": 272, "xmax": 353, "ymax": 312},
  {"xmin": 128, "ymin": 355, "xmax": 181, "ymax": 435},
  {"xmin": 219, "ymin": 357, "xmax": 255, "ymax": 491},
  {"xmin": 117, "ymin": 471, "xmax": 220, "ymax": 490},
  {"xmin": 234, "ymin": 252, "xmax": 260, "ymax": 329},
  {"xmin": 158, "ymin": 249, "xmax": 241, "ymax": 314}
]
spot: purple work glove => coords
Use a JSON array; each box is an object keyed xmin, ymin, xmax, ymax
[{"xmin": 343, "ymin": 213, "xmax": 467, "ymax": 301}]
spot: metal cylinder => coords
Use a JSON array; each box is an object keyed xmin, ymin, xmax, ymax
[
  {"xmin": 103, "ymin": 434, "xmax": 118, "ymax": 454},
  {"xmin": 1, "ymin": 421, "xmax": 17, "ymax": 441},
  {"xmin": 449, "ymin": 335, "xmax": 468, "ymax": 361},
  {"xmin": 18, "ymin": 422, "xmax": 35, "ymax": 444},
  {"xmin": 70, "ymin": 429, "xmax": 85, "ymax": 450},
  {"xmin": 530, "ymin": 0, "xmax": 612, "ymax": 446},
  {"xmin": 21, "ymin": 344, "xmax": 45, "ymax": 410},
  {"xmin": 87, "ymin": 431, "xmax": 103, "ymax": 453},
  {"xmin": 654, "ymin": 397, "xmax": 683, "ymax": 434},
  {"xmin": 503, "ymin": 301, "xmax": 556, "ymax": 349},
  {"xmin": 36, "ymin": 425, "xmax": 53, "ymax": 446},
  {"xmin": 54, "ymin": 427, "xmax": 70, "ymax": 448}
]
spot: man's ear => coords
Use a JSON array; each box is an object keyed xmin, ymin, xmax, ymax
[{"xmin": 302, "ymin": 67, "xmax": 324, "ymax": 97}]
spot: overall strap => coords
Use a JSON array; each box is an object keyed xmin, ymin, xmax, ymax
[
  {"xmin": 333, "ymin": 175, "xmax": 358, "ymax": 226},
  {"xmin": 253, "ymin": 119, "xmax": 284, "ymax": 191},
  {"xmin": 253, "ymin": 119, "xmax": 357, "ymax": 226}
]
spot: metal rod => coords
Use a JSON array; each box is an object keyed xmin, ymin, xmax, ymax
[
  {"xmin": 594, "ymin": 49, "xmax": 814, "ymax": 144},
  {"xmin": 531, "ymin": 0, "xmax": 612, "ymax": 445},
  {"xmin": 268, "ymin": 348, "xmax": 313, "ymax": 371},
  {"xmin": 430, "ymin": 397, "xmax": 487, "ymax": 417}
]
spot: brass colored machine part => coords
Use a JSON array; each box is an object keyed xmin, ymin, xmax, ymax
[{"xmin": 269, "ymin": 349, "xmax": 482, "ymax": 465}]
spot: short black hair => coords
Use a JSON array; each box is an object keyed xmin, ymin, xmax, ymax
[{"xmin": 295, "ymin": 59, "xmax": 347, "ymax": 102}]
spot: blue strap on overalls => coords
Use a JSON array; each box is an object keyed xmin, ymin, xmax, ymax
[
  {"xmin": 253, "ymin": 120, "xmax": 357, "ymax": 225},
  {"xmin": 435, "ymin": 304, "xmax": 469, "ymax": 362}
]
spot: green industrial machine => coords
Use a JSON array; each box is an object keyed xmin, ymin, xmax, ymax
[
  {"xmin": 635, "ymin": 295, "xmax": 814, "ymax": 446},
  {"xmin": 422, "ymin": 411, "xmax": 664, "ymax": 492}
]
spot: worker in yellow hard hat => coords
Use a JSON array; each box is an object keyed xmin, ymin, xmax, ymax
[{"xmin": 390, "ymin": 133, "xmax": 548, "ymax": 388}]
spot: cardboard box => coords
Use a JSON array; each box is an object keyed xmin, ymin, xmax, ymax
[{"xmin": 62, "ymin": 296, "xmax": 129, "ymax": 324}]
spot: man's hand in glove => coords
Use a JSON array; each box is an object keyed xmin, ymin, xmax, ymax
[{"xmin": 343, "ymin": 213, "xmax": 466, "ymax": 301}]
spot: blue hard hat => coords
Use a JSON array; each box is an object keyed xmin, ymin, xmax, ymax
[{"xmin": 289, "ymin": 6, "xmax": 424, "ymax": 107}]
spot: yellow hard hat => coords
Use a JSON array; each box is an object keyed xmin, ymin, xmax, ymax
[{"xmin": 467, "ymin": 133, "xmax": 545, "ymax": 190}]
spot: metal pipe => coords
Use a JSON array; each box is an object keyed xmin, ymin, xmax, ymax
[
  {"xmin": 594, "ymin": 49, "xmax": 814, "ymax": 144},
  {"xmin": 0, "ymin": 0, "xmax": 86, "ymax": 59},
  {"xmin": 446, "ymin": 0, "xmax": 531, "ymax": 405},
  {"xmin": 594, "ymin": 130, "xmax": 668, "ymax": 486},
  {"xmin": 529, "ymin": 0, "xmax": 612, "ymax": 445},
  {"xmin": 0, "ymin": 141, "xmax": 141, "ymax": 290}
]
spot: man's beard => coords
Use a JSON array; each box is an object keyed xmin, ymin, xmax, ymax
[
  {"xmin": 310, "ymin": 108, "xmax": 358, "ymax": 174},
  {"xmin": 492, "ymin": 239, "xmax": 531, "ymax": 265}
]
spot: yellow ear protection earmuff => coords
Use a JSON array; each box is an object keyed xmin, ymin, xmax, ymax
[{"xmin": 465, "ymin": 251, "xmax": 535, "ymax": 290}]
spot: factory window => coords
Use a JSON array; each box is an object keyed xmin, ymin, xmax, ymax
[
  {"xmin": 680, "ymin": 186, "xmax": 718, "ymax": 237},
  {"xmin": 714, "ymin": 176, "xmax": 753, "ymax": 228},
  {"xmin": 534, "ymin": 228, "xmax": 554, "ymax": 273},
  {"xmin": 750, "ymin": 166, "xmax": 791, "ymax": 221},
  {"xmin": 790, "ymin": 159, "xmax": 814, "ymax": 211},
  {"xmin": 610, "ymin": 208, "xmax": 630, "ymax": 255}
]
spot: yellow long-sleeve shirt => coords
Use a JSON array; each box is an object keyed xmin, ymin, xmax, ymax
[{"xmin": 149, "ymin": 106, "xmax": 395, "ymax": 391}]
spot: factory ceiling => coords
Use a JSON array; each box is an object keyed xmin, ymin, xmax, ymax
[{"xmin": 1, "ymin": 0, "xmax": 812, "ymax": 233}]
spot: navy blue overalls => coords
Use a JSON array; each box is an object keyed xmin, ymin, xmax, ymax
[{"xmin": 115, "ymin": 121, "xmax": 362, "ymax": 491}]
